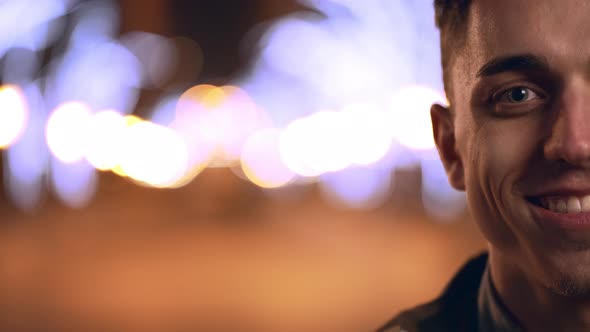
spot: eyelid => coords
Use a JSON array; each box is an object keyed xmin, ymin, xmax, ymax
[{"xmin": 491, "ymin": 83, "xmax": 546, "ymax": 104}]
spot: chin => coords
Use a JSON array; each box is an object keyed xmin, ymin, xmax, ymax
[
  {"xmin": 538, "ymin": 250, "xmax": 590, "ymax": 298},
  {"xmin": 550, "ymin": 274, "xmax": 590, "ymax": 299}
]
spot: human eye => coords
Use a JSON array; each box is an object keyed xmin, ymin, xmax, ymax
[
  {"xmin": 494, "ymin": 86, "xmax": 541, "ymax": 103},
  {"xmin": 490, "ymin": 85, "xmax": 546, "ymax": 115}
]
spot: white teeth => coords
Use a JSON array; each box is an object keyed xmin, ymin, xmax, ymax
[
  {"xmin": 557, "ymin": 200, "xmax": 567, "ymax": 213},
  {"xmin": 568, "ymin": 197, "xmax": 582, "ymax": 213},
  {"xmin": 542, "ymin": 195, "xmax": 590, "ymax": 213}
]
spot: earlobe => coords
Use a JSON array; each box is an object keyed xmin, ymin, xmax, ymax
[{"xmin": 430, "ymin": 103, "xmax": 465, "ymax": 191}]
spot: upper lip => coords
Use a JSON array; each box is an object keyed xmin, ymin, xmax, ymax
[
  {"xmin": 523, "ymin": 171, "xmax": 590, "ymax": 198},
  {"xmin": 527, "ymin": 186, "xmax": 590, "ymax": 198}
]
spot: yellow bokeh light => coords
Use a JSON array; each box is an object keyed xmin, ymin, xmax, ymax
[
  {"xmin": 174, "ymin": 84, "xmax": 272, "ymax": 168},
  {"xmin": 119, "ymin": 121, "xmax": 189, "ymax": 188},
  {"xmin": 111, "ymin": 164, "xmax": 128, "ymax": 177},
  {"xmin": 178, "ymin": 84, "xmax": 226, "ymax": 110},
  {"xmin": 105, "ymin": 115, "xmax": 145, "ymax": 177},
  {"xmin": 241, "ymin": 128, "xmax": 295, "ymax": 188},
  {"xmin": 85, "ymin": 110, "xmax": 127, "ymax": 171},
  {"xmin": 124, "ymin": 114, "xmax": 144, "ymax": 127},
  {"xmin": 388, "ymin": 85, "xmax": 447, "ymax": 150},
  {"xmin": 46, "ymin": 102, "xmax": 93, "ymax": 163},
  {"xmin": 0, "ymin": 85, "xmax": 29, "ymax": 149}
]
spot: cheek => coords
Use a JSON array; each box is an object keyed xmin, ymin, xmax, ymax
[
  {"xmin": 460, "ymin": 118, "xmax": 543, "ymax": 247},
  {"xmin": 476, "ymin": 122, "xmax": 538, "ymax": 180}
]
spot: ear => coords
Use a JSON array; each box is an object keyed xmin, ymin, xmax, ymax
[{"xmin": 431, "ymin": 103, "xmax": 465, "ymax": 191}]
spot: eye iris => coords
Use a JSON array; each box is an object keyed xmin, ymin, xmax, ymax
[{"xmin": 508, "ymin": 88, "xmax": 528, "ymax": 102}]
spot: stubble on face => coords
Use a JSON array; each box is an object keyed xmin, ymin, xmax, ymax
[{"xmin": 447, "ymin": 0, "xmax": 590, "ymax": 297}]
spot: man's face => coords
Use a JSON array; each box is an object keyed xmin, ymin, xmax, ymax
[{"xmin": 437, "ymin": 0, "xmax": 590, "ymax": 295}]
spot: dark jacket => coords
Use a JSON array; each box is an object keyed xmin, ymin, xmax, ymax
[{"xmin": 376, "ymin": 253, "xmax": 488, "ymax": 332}]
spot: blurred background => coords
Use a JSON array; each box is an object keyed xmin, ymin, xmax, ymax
[{"xmin": 0, "ymin": 0, "xmax": 486, "ymax": 331}]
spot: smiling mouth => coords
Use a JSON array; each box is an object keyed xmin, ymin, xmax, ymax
[{"xmin": 528, "ymin": 195, "xmax": 590, "ymax": 214}]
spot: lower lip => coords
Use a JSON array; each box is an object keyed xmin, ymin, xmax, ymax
[{"xmin": 529, "ymin": 202, "xmax": 590, "ymax": 230}]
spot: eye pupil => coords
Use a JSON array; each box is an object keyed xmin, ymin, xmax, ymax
[{"xmin": 509, "ymin": 88, "xmax": 528, "ymax": 102}]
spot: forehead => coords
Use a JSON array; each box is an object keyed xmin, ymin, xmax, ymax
[{"xmin": 454, "ymin": 0, "xmax": 590, "ymax": 83}]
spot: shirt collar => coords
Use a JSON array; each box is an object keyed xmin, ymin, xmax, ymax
[{"xmin": 477, "ymin": 264, "xmax": 523, "ymax": 332}]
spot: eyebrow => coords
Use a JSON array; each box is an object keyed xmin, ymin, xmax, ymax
[{"xmin": 476, "ymin": 54, "xmax": 550, "ymax": 77}]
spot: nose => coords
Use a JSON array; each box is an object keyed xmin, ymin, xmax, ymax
[{"xmin": 544, "ymin": 79, "xmax": 590, "ymax": 167}]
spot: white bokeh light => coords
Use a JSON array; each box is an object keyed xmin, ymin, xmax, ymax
[
  {"xmin": 119, "ymin": 121, "xmax": 190, "ymax": 188},
  {"xmin": 4, "ymin": 82, "xmax": 48, "ymax": 212},
  {"xmin": 388, "ymin": 85, "xmax": 447, "ymax": 150},
  {"xmin": 45, "ymin": 102, "xmax": 93, "ymax": 163},
  {"xmin": 85, "ymin": 110, "xmax": 127, "ymax": 170},
  {"xmin": 0, "ymin": 85, "xmax": 29, "ymax": 149},
  {"xmin": 340, "ymin": 103, "xmax": 393, "ymax": 166},
  {"xmin": 304, "ymin": 110, "xmax": 351, "ymax": 174},
  {"xmin": 279, "ymin": 117, "xmax": 323, "ymax": 178}
]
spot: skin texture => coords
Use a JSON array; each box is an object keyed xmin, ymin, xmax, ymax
[{"xmin": 433, "ymin": 0, "xmax": 590, "ymax": 330}]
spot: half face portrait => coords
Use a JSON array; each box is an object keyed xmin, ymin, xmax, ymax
[{"xmin": 434, "ymin": 0, "xmax": 590, "ymax": 299}]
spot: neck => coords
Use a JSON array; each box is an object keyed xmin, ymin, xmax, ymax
[{"xmin": 489, "ymin": 249, "xmax": 590, "ymax": 331}]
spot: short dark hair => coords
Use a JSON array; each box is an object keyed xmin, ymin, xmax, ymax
[{"xmin": 434, "ymin": 0, "xmax": 472, "ymax": 101}]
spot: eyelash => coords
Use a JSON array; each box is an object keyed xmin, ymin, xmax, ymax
[{"xmin": 489, "ymin": 84, "xmax": 547, "ymax": 115}]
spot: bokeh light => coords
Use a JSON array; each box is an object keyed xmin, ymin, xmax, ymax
[
  {"xmin": 149, "ymin": 94, "xmax": 179, "ymax": 126},
  {"xmin": 119, "ymin": 121, "xmax": 189, "ymax": 188},
  {"xmin": 46, "ymin": 102, "xmax": 93, "ymax": 163},
  {"xmin": 241, "ymin": 128, "xmax": 296, "ymax": 188},
  {"xmin": 215, "ymin": 86, "xmax": 273, "ymax": 163},
  {"xmin": 69, "ymin": 0, "xmax": 120, "ymax": 47},
  {"xmin": 339, "ymin": 103, "xmax": 393, "ymax": 166},
  {"xmin": 2, "ymin": 48, "xmax": 41, "ymax": 84},
  {"xmin": 388, "ymin": 85, "xmax": 447, "ymax": 151},
  {"xmin": 0, "ymin": 0, "xmax": 458, "ymax": 217},
  {"xmin": 47, "ymin": 40, "xmax": 142, "ymax": 114},
  {"xmin": 280, "ymin": 111, "xmax": 350, "ymax": 177},
  {"xmin": 4, "ymin": 85, "xmax": 47, "ymax": 182},
  {"xmin": 173, "ymin": 84, "xmax": 271, "ymax": 168},
  {"xmin": 302, "ymin": 110, "xmax": 351, "ymax": 174},
  {"xmin": 4, "ymin": 82, "xmax": 48, "ymax": 212},
  {"xmin": 121, "ymin": 31, "xmax": 178, "ymax": 88},
  {"xmin": 168, "ymin": 36, "xmax": 204, "ymax": 87},
  {"xmin": 0, "ymin": 85, "xmax": 29, "ymax": 149},
  {"xmin": 320, "ymin": 166, "xmax": 392, "ymax": 210},
  {"xmin": 0, "ymin": 0, "xmax": 68, "ymax": 56},
  {"xmin": 50, "ymin": 158, "xmax": 97, "ymax": 209},
  {"xmin": 234, "ymin": 0, "xmax": 451, "ymax": 212},
  {"xmin": 278, "ymin": 105, "xmax": 393, "ymax": 178},
  {"xmin": 85, "ymin": 110, "xmax": 127, "ymax": 171},
  {"xmin": 6, "ymin": 170, "xmax": 45, "ymax": 213},
  {"xmin": 279, "ymin": 116, "xmax": 323, "ymax": 178}
]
